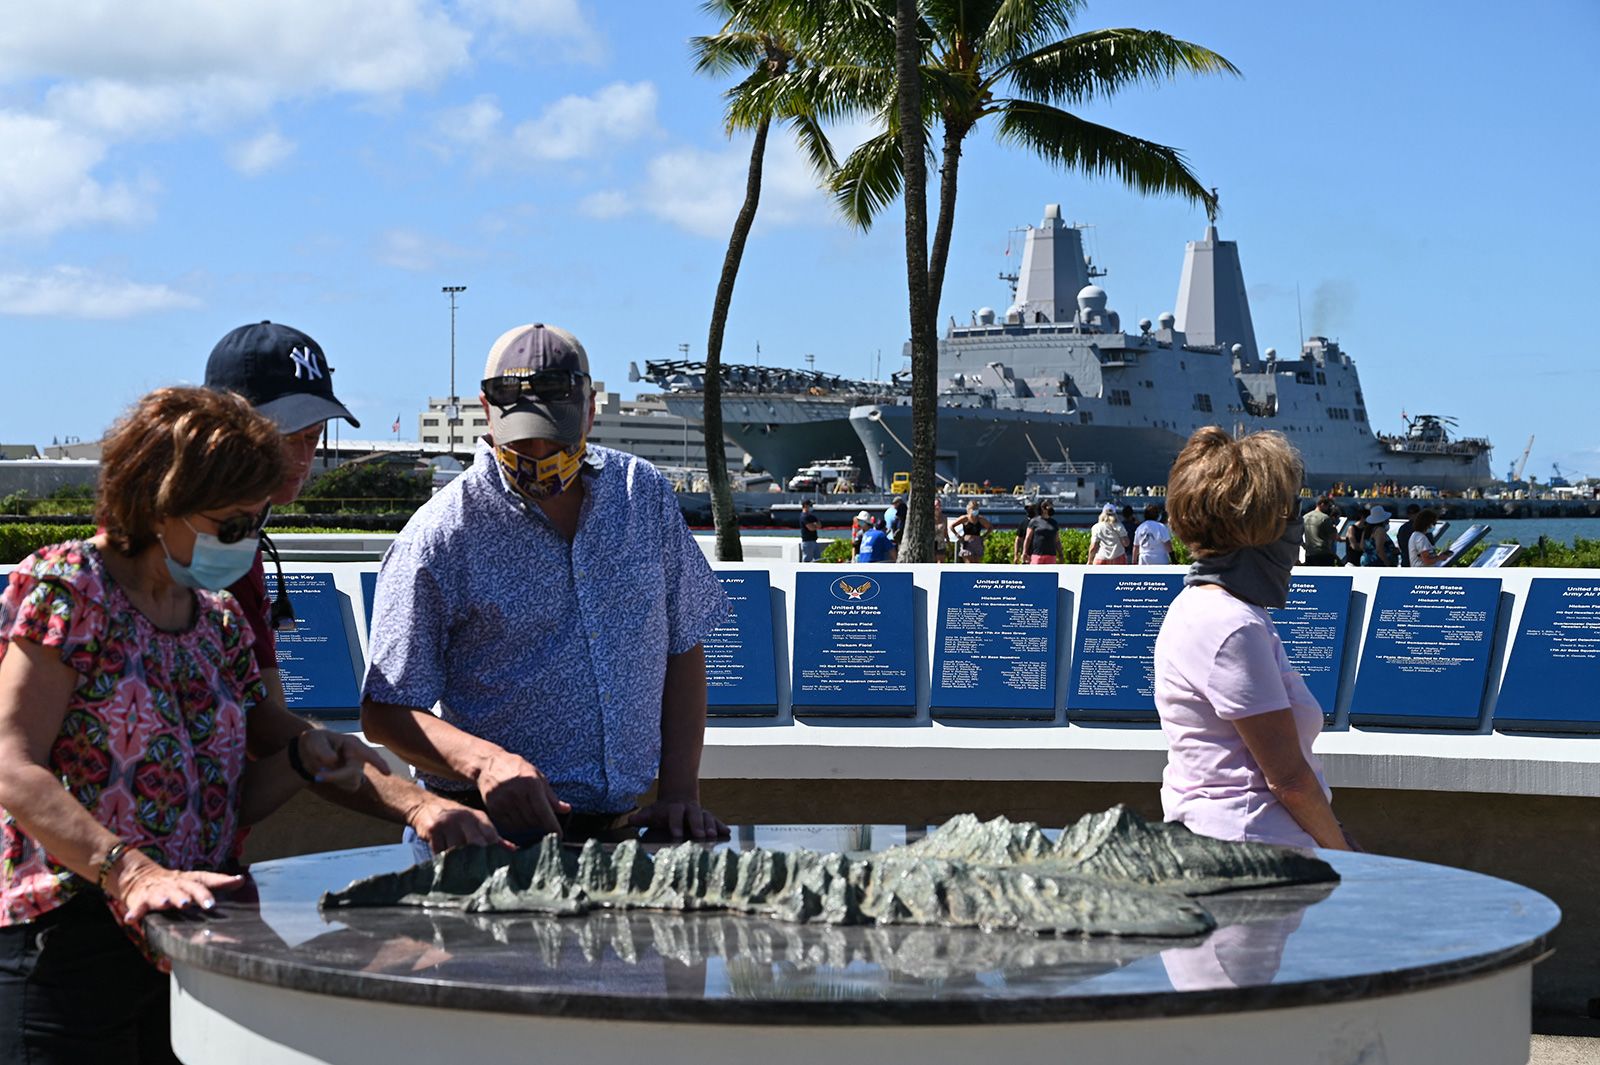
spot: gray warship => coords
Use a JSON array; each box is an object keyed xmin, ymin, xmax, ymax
[{"xmin": 638, "ymin": 205, "xmax": 1493, "ymax": 492}]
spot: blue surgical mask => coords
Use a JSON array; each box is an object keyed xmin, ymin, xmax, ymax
[{"xmin": 160, "ymin": 519, "xmax": 259, "ymax": 590}]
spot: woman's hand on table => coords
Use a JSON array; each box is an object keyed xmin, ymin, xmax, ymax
[{"xmin": 108, "ymin": 852, "xmax": 244, "ymax": 923}]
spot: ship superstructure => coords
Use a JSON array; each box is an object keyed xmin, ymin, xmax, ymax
[{"xmin": 850, "ymin": 205, "xmax": 1492, "ymax": 490}]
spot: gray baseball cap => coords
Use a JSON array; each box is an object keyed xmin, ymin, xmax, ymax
[{"xmin": 481, "ymin": 323, "xmax": 592, "ymax": 446}]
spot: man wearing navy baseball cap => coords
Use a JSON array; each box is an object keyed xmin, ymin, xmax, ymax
[
  {"xmin": 206, "ymin": 321, "xmax": 500, "ymax": 850},
  {"xmin": 362, "ymin": 323, "xmax": 731, "ymax": 846}
]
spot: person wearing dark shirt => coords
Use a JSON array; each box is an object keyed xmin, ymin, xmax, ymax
[
  {"xmin": 1020, "ymin": 501, "xmax": 1061, "ymax": 563},
  {"xmin": 1302, "ymin": 497, "xmax": 1340, "ymax": 567},
  {"xmin": 1012, "ymin": 503, "xmax": 1039, "ymax": 563},
  {"xmin": 204, "ymin": 322, "xmax": 497, "ymax": 850},
  {"xmin": 1393, "ymin": 503, "xmax": 1422, "ymax": 568},
  {"xmin": 798, "ymin": 500, "xmax": 822, "ymax": 562},
  {"xmin": 856, "ymin": 518, "xmax": 896, "ymax": 563}
]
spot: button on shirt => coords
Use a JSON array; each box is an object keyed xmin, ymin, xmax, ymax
[{"xmin": 362, "ymin": 441, "xmax": 729, "ymax": 813}]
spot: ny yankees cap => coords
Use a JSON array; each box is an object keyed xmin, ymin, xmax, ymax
[
  {"xmin": 204, "ymin": 321, "xmax": 360, "ymax": 433},
  {"xmin": 481, "ymin": 322, "xmax": 592, "ymax": 446}
]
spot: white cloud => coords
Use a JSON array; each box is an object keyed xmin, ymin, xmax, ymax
[
  {"xmin": 0, "ymin": 266, "xmax": 199, "ymax": 318},
  {"xmin": 578, "ymin": 191, "xmax": 632, "ymax": 220},
  {"xmin": 432, "ymin": 83, "xmax": 661, "ymax": 167},
  {"xmin": 460, "ymin": 0, "xmax": 603, "ymax": 60},
  {"xmin": 621, "ymin": 123, "xmax": 872, "ymax": 239},
  {"xmin": 511, "ymin": 82, "xmax": 659, "ymax": 161},
  {"xmin": 0, "ymin": 111, "xmax": 146, "ymax": 237},
  {"xmin": 0, "ymin": 2, "xmax": 471, "ymax": 99},
  {"xmin": 376, "ymin": 228, "xmax": 466, "ymax": 272},
  {"xmin": 228, "ymin": 130, "xmax": 296, "ymax": 176}
]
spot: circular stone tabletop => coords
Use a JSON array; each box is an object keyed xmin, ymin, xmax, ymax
[{"xmin": 147, "ymin": 825, "xmax": 1559, "ymax": 1025}]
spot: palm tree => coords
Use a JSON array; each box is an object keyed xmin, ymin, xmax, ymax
[
  {"xmin": 827, "ymin": 0, "xmax": 1238, "ymax": 315},
  {"xmin": 737, "ymin": 1, "xmax": 1237, "ymax": 562},
  {"xmin": 893, "ymin": 0, "xmax": 939, "ymax": 563},
  {"xmin": 691, "ymin": 0, "xmax": 836, "ymax": 562}
]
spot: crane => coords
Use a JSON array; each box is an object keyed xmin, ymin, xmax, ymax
[{"xmin": 1508, "ymin": 435, "xmax": 1534, "ymax": 483}]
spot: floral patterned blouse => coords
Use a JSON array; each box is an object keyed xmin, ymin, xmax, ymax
[{"xmin": 0, "ymin": 541, "xmax": 263, "ymax": 930}]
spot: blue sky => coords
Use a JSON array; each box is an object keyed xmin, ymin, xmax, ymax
[{"xmin": 3, "ymin": 1, "xmax": 1597, "ymax": 480}]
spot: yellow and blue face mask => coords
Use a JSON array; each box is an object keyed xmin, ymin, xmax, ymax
[{"xmin": 495, "ymin": 439, "xmax": 587, "ymax": 501}]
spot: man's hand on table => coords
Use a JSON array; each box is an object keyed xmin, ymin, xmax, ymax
[
  {"xmin": 629, "ymin": 798, "xmax": 728, "ymax": 841},
  {"xmin": 473, "ymin": 750, "xmax": 570, "ymax": 838},
  {"xmin": 406, "ymin": 794, "xmax": 506, "ymax": 851}
]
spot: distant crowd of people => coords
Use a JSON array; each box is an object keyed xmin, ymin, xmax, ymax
[
  {"xmin": 1301, "ymin": 497, "xmax": 1451, "ymax": 568},
  {"xmin": 806, "ymin": 497, "xmax": 1178, "ymax": 566}
]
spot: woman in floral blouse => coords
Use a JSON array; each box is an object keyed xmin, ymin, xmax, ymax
[{"xmin": 0, "ymin": 387, "xmax": 350, "ymax": 1064}]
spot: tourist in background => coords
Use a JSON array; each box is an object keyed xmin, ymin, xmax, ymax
[
  {"xmin": 1407, "ymin": 508, "xmax": 1453, "ymax": 566},
  {"xmin": 931, "ymin": 496, "xmax": 948, "ymax": 562},
  {"xmin": 1341, "ymin": 512, "xmax": 1366, "ymax": 567},
  {"xmin": 1020, "ymin": 501, "xmax": 1061, "ymax": 564},
  {"xmin": 1392, "ymin": 503, "xmax": 1422, "ymax": 567},
  {"xmin": 1360, "ymin": 506, "xmax": 1396, "ymax": 566},
  {"xmin": 798, "ymin": 499, "xmax": 822, "ymax": 563},
  {"xmin": 1154, "ymin": 427, "xmax": 1351, "ymax": 851},
  {"xmin": 1089, "ymin": 503, "xmax": 1129, "ymax": 564},
  {"xmin": 0, "ymin": 388, "xmax": 359, "ymax": 1064},
  {"xmin": 1120, "ymin": 505, "xmax": 1141, "ymax": 551},
  {"xmin": 851, "ymin": 509, "xmax": 871, "ymax": 557},
  {"xmin": 1131, "ymin": 504, "xmax": 1173, "ymax": 565},
  {"xmin": 952, "ymin": 501, "xmax": 992, "ymax": 563},
  {"xmin": 1301, "ymin": 496, "xmax": 1340, "ymax": 567},
  {"xmin": 1013, "ymin": 503, "xmax": 1040, "ymax": 563},
  {"xmin": 856, "ymin": 515, "xmax": 896, "ymax": 563}
]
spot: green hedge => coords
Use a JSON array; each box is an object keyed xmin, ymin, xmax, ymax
[{"xmin": 0, "ymin": 524, "xmax": 393, "ymax": 565}]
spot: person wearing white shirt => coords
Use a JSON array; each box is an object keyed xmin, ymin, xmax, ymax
[
  {"xmin": 1406, "ymin": 507, "xmax": 1453, "ymax": 567},
  {"xmin": 1132, "ymin": 504, "xmax": 1173, "ymax": 565}
]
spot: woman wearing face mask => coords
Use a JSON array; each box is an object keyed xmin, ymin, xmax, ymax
[
  {"xmin": 1152, "ymin": 427, "xmax": 1352, "ymax": 851},
  {"xmin": 0, "ymin": 387, "xmax": 347, "ymax": 1064}
]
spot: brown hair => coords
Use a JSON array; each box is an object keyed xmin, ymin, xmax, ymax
[
  {"xmin": 1167, "ymin": 427, "xmax": 1303, "ymax": 557},
  {"xmin": 97, "ymin": 387, "xmax": 287, "ymax": 556},
  {"xmin": 1413, "ymin": 508, "xmax": 1437, "ymax": 532}
]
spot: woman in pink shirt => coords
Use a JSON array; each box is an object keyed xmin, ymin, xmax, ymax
[{"xmin": 1153, "ymin": 427, "xmax": 1352, "ymax": 851}]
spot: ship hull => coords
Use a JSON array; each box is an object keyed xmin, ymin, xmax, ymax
[
  {"xmin": 851, "ymin": 404, "xmax": 1493, "ymax": 493},
  {"xmin": 661, "ymin": 394, "xmax": 877, "ymax": 486}
]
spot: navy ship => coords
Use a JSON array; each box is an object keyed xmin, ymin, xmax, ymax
[{"xmin": 639, "ymin": 205, "xmax": 1493, "ymax": 492}]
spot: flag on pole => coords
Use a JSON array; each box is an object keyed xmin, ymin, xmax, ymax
[{"xmin": 392, "ymin": 413, "xmax": 400, "ymax": 435}]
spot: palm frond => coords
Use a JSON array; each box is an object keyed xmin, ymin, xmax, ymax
[
  {"xmin": 829, "ymin": 128, "xmax": 906, "ymax": 230},
  {"xmin": 691, "ymin": 29, "xmax": 770, "ymax": 76},
  {"xmin": 1006, "ymin": 29, "xmax": 1239, "ymax": 106},
  {"xmin": 787, "ymin": 112, "xmax": 839, "ymax": 178},
  {"xmin": 993, "ymin": 99, "xmax": 1214, "ymax": 211},
  {"xmin": 980, "ymin": 0, "xmax": 1087, "ymax": 61},
  {"xmin": 726, "ymin": 63, "xmax": 894, "ymax": 128}
]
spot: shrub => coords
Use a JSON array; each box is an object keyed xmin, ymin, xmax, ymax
[
  {"xmin": 296, "ymin": 463, "xmax": 430, "ymax": 514},
  {"xmin": 0, "ymin": 524, "xmax": 97, "ymax": 564}
]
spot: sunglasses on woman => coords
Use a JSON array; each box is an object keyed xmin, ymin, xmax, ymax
[
  {"xmin": 481, "ymin": 370, "xmax": 589, "ymax": 407},
  {"xmin": 202, "ymin": 504, "xmax": 272, "ymax": 545}
]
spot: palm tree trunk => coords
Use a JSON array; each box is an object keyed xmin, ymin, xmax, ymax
[
  {"xmin": 896, "ymin": 0, "xmax": 938, "ymax": 564},
  {"xmin": 927, "ymin": 121, "xmax": 964, "ymax": 321},
  {"xmin": 704, "ymin": 117, "xmax": 773, "ymax": 563}
]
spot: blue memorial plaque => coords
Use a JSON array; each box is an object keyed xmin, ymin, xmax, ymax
[
  {"xmin": 1066, "ymin": 572, "xmax": 1184, "ymax": 723},
  {"xmin": 360, "ymin": 570, "xmax": 377, "ymax": 633},
  {"xmin": 1349, "ymin": 576, "xmax": 1502, "ymax": 729},
  {"xmin": 1494, "ymin": 578, "xmax": 1600, "ymax": 732},
  {"xmin": 1268, "ymin": 575, "xmax": 1354, "ymax": 720},
  {"xmin": 704, "ymin": 571, "xmax": 779, "ymax": 717},
  {"xmin": 791, "ymin": 570, "xmax": 916, "ymax": 716},
  {"xmin": 930, "ymin": 571, "xmax": 1058, "ymax": 720},
  {"xmin": 272, "ymin": 572, "xmax": 362, "ymax": 718}
]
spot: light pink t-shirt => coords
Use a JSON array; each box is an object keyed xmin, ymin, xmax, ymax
[{"xmin": 1154, "ymin": 585, "xmax": 1329, "ymax": 848}]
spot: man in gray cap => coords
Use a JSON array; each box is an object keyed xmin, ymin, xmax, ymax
[
  {"xmin": 206, "ymin": 321, "xmax": 500, "ymax": 850},
  {"xmin": 362, "ymin": 323, "xmax": 731, "ymax": 843}
]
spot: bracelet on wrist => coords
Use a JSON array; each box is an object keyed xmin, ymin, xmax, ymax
[
  {"xmin": 97, "ymin": 841, "xmax": 130, "ymax": 891},
  {"xmin": 285, "ymin": 732, "xmax": 318, "ymax": 783}
]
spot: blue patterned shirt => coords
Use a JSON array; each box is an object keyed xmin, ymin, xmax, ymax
[{"xmin": 362, "ymin": 441, "xmax": 729, "ymax": 812}]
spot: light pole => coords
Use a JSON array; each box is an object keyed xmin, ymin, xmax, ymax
[{"xmin": 441, "ymin": 285, "xmax": 466, "ymax": 460}]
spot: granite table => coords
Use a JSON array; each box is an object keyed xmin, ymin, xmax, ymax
[{"xmin": 150, "ymin": 825, "xmax": 1559, "ymax": 1065}]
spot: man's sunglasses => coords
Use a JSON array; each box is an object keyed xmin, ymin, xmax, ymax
[
  {"xmin": 481, "ymin": 370, "xmax": 589, "ymax": 407},
  {"xmin": 204, "ymin": 505, "xmax": 271, "ymax": 545}
]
